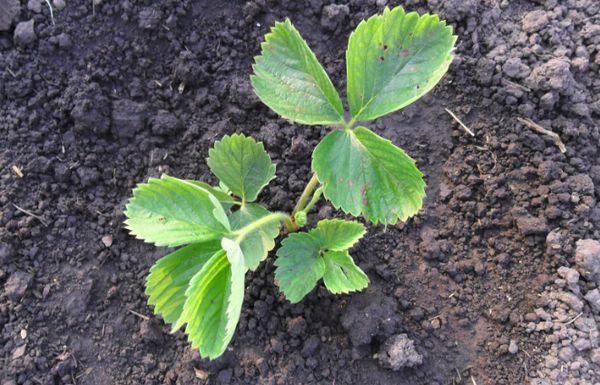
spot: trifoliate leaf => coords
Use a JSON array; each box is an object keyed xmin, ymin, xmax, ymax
[
  {"xmin": 309, "ymin": 219, "xmax": 366, "ymax": 251},
  {"xmin": 251, "ymin": 19, "xmax": 344, "ymax": 125},
  {"xmin": 347, "ymin": 6, "xmax": 456, "ymax": 121},
  {"xmin": 322, "ymin": 250, "xmax": 369, "ymax": 294},
  {"xmin": 187, "ymin": 180, "xmax": 239, "ymax": 210},
  {"xmin": 124, "ymin": 175, "xmax": 231, "ymax": 247},
  {"xmin": 274, "ymin": 233, "xmax": 325, "ymax": 303},
  {"xmin": 179, "ymin": 250, "xmax": 245, "ymax": 359},
  {"xmin": 228, "ymin": 204, "xmax": 280, "ymax": 271},
  {"xmin": 145, "ymin": 240, "xmax": 222, "ymax": 328},
  {"xmin": 207, "ymin": 134, "xmax": 276, "ymax": 203},
  {"xmin": 312, "ymin": 126, "xmax": 425, "ymax": 225}
]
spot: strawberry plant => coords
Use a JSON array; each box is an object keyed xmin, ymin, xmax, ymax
[{"xmin": 124, "ymin": 6, "xmax": 456, "ymax": 359}]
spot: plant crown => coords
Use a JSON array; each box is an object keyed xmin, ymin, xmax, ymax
[{"xmin": 124, "ymin": 6, "xmax": 456, "ymax": 359}]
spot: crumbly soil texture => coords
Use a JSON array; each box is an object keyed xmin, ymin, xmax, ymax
[{"xmin": 1, "ymin": 0, "xmax": 600, "ymax": 384}]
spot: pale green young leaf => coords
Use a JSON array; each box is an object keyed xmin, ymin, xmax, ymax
[
  {"xmin": 312, "ymin": 126, "xmax": 425, "ymax": 225},
  {"xmin": 207, "ymin": 134, "xmax": 276, "ymax": 203},
  {"xmin": 274, "ymin": 233, "xmax": 326, "ymax": 303},
  {"xmin": 124, "ymin": 175, "xmax": 230, "ymax": 247},
  {"xmin": 145, "ymin": 240, "xmax": 222, "ymax": 328},
  {"xmin": 251, "ymin": 19, "xmax": 344, "ymax": 125},
  {"xmin": 179, "ymin": 250, "xmax": 245, "ymax": 359},
  {"xmin": 229, "ymin": 204, "xmax": 280, "ymax": 271},
  {"xmin": 322, "ymin": 250, "xmax": 369, "ymax": 294},
  {"xmin": 347, "ymin": 6, "xmax": 456, "ymax": 121},
  {"xmin": 309, "ymin": 219, "xmax": 366, "ymax": 251}
]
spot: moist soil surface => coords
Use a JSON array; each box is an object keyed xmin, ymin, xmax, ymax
[{"xmin": 1, "ymin": 1, "xmax": 600, "ymax": 385}]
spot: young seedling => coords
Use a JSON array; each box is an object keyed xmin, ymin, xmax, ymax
[{"xmin": 124, "ymin": 6, "xmax": 456, "ymax": 359}]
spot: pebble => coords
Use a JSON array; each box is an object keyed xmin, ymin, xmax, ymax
[
  {"xmin": 14, "ymin": 20, "xmax": 37, "ymax": 47},
  {"xmin": 574, "ymin": 239, "xmax": 600, "ymax": 284},
  {"xmin": 53, "ymin": 0, "xmax": 66, "ymax": 11},
  {"xmin": 5, "ymin": 271, "xmax": 32, "ymax": 301},
  {"xmin": 509, "ymin": 340, "xmax": 519, "ymax": 354},
  {"xmin": 27, "ymin": 0, "xmax": 42, "ymax": 13}
]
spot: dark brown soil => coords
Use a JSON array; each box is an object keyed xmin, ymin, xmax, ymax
[{"xmin": 1, "ymin": 1, "xmax": 599, "ymax": 385}]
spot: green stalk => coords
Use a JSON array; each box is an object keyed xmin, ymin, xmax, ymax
[
  {"xmin": 301, "ymin": 186, "xmax": 323, "ymax": 214},
  {"xmin": 233, "ymin": 212, "xmax": 290, "ymax": 241},
  {"xmin": 292, "ymin": 173, "xmax": 320, "ymax": 217}
]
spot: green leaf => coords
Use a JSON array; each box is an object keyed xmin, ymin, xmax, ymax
[
  {"xmin": 251, "ymin": 19, "xmax": 344, "ymax": 125},
  {"xmin": 187, "ymin": 180, "xmax": 239, "ymax": 210},
  {"xmin": 347, "ymin": 6, "xmax": 456, "ymax": 121},
  {"xmin": 207, "ymin": 134, "xmax": 276, "ymax": 203},
  {"xmin": 124, "ymin": 175, "xmax": 231, "ymax": 247},
  {"xmin": 312, "ymin": 126, "xmax": 425, "ymax": 225},
  {"xmin": 309, "ymin": 219, "xmax": 366, "ymax": 251},
  {"xmin": 145, "ymin": 241, "xmax": 222, "ymax": 328},
  {"xmin": 179, "ymin": 250, "xmax": 245, "ymax": 359},
  {"xmin": 322, "ymin": 250, "xmax": 369, "ymax": 294},
  {"xmin": 274, "ymin": 233, "xmax": 325, "ymax": 303},
  {"xmin": 228, "ymin": 204, "xmax": 280, "ymax": 270}
]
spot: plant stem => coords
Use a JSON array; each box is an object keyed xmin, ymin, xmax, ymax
[
  {"xmin": 292, "ymin": 173, "xmax": 320, "ymax": 217},
  {"xmin": 301, "ymin": 186, "xmax": 323, "ymax": 214},
  {"xmin": 234, "ymin": 212, "xmax": 290, "ymax": 241}
]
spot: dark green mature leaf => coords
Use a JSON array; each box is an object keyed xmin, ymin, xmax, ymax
[
  {"xmin": 251, "ymin": 19, "xmax": 344, "ymax": 125},
  {"xmin": 322, "ymin": 250, "xmax": 369, "ymax": 294},
  {"xmin": 274, "ymin": 233, "xmax": 325, "ymax": 303},
  {"xmin": 179, "ymin": 249, "xmax": 245, "ymax": 359},
  {"xmin": 124, "ymin": 175, "xmax": 230, "ymax": 247},
  {"xmin": 312, "ymin": 126, "xmax": 425, "ymax": 225},
  {"xmin": 347, "ymin": 6, "xmax": 456, "ymax": 121},
  {"xmin": 145, "ymin": 241, "xmax": 222, "ymax": 328},
  {"xmin": 207, "ymin": 134, "xmax": 276, "ymax": 203},
  {"xmin": 229, "ymin": 204, "xmax": 280, "ymax": 271},
  {"xmin": 309, "ymin": 219, "xmax": 365, "ymax": 251}
]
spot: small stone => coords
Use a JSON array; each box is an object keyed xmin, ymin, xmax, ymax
[
  {"xmin": 509, "ymin": 340, "xmax": 518, "ymax": 354},
  {"xmin": 378, "ymin": 334, "xmax": 423, "ymax": 371},
  {"xmin": 52, "ymin": 0, "xmax": 66, "ymax": 11},
  {"xmin": 14, "ymin": 20, "xmax": 37, "ymax": 46},
  {"xmin": 138, "ymin": 7, "xmax": 162, "ymax": 30},
  {"xmin": 12, "ymin": 344, "xmax": 26, "ymax": 359},
  {"xmin": 4, "ymin": 271, "xmax": 32, "ymax": 301},
  {"xmin": 101, "ymin": 235, "xmax": 113, "ymax": 247},
  {"xmin": 522, "ymin": 10, "xmax": 548, "ymax": 33},
  {"xmin": 591, "ymin": 348, "xmax": 600, "ymax": 364},
  {"xmin": 574, "ymin": 239, "xmax": 600, "ymax": 284},
  {"xmin": 27, "ymin": 0, "xmax": 42, "ymax": 13},
  {"xmin": 584, "ymin": 289, "xmax": 600, "ymax": 313},
  {"xmin": 0, "ymin": 0, "xmax": 20, "ymax": 31},
  {"xmin": 194, "ymin": 368, "xmax": 209, "ymax": 380}
]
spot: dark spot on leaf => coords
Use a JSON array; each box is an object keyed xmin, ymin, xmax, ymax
[
  {"xmin": 416, "ymin": 84, "xmax": 420, "ymax": 89},
  {"xmin": 401, "ymin": 49, "xmax": 410, "ymax": 57},
  {"xmin": 158, "ymin": 216, "xmax": 166, "ymax": 223},
  {"xmin": 379, "ymin": 56, "xmax": 385, "ymax": 61},
  {"xmin": 383, "ymin": 44, "xmax": 388, "ymax": 50}
]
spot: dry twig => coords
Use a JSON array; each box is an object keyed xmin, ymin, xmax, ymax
[
  {"xmin": 517, "ymin": 117, "xmax": 566, "ymax": 153},
  {"xmin": 128, "ymin": 309, "xmax": 150, "ymax": 320},
  {"xmin": 12, "ymin": 203, "xmax": 48, "ymax": 226},
  {"xmin": 445, "ymin": 108, "xmax": 475, "ymax": 137}
]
